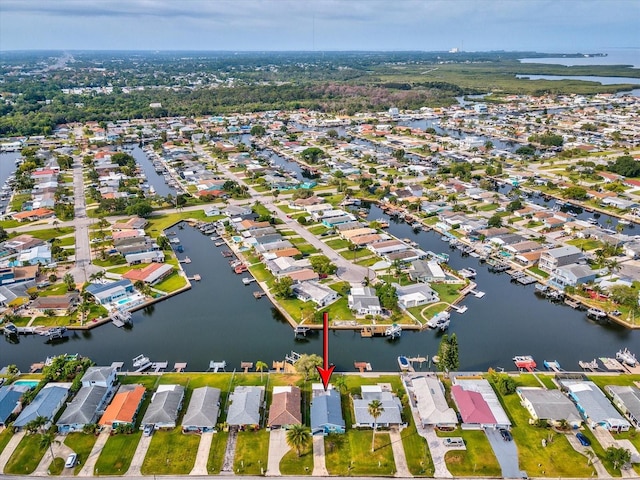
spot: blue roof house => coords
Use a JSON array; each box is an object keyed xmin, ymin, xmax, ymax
[
  {"xmin": 310, "ymin": 384, "xmax": 345, "ymax": 435},
  {"xmin": 14, "ymin": 384, "xmax": 70, "ymax": 430},
  {"xmin": 0, "ymin": 384, "xmax": 30, "ymax": 426}
]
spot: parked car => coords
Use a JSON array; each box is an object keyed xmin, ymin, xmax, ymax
[
  {"xmin": 499, "ymin": 428, "xmax": 513, "ymax": 441},
  {"xmin": 65, "ymin": 453, "xmax": 77, "ymax": 468},
  {"xmin": 576, "ymin": 432, "xmax": 591, "ymax": 446},
  {"xmin": 143, "ymin": 424, "xmax": 155, "ymax": 437},
  {"xmin": 443, "ymin": 437, "xmax": 464, "ymax": 447}
]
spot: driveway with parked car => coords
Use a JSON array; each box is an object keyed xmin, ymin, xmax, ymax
[{"xmin": 485, "ymin": 427, "xmax": 527, "ymax": 479}]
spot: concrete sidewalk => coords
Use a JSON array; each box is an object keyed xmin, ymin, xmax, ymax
[
  {"xmin": 78, "ymin": 429, "xmax": 111, "ymax": 477},
  {"xmin": 189, "ymin": 432, "xmax": 214, "ymax": 476}
]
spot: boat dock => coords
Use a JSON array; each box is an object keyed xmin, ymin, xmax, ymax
[
  {"xmin": 354, "ymin": 362, "xmax": 373, "ymax": 372},
  {"xmin": 111, "ymin": 310, "xmax": 132, "ymax": 328},
  {"xmin": 173, "ymin": 362, "xmax": 187, "ymax": 373},
  {"xmin": 208, "ymin": 360, "xmax": 227, "ymax": 372},
  {"xmin": 179, "ymin": 257, "xmax": 191, "ymax": 264},
  {"xmin": 253, "ymin": 291, "xmax": 266, "ymax": 299},
  {"xmin": 242, "ymin": 277, "xmax": 256, "ymax": 285},
  {"xmin": 150, "ymin": 361, "xmax": 168, "ymax": 373},
  {"xmin": 451, "ymin": 304, "xmax": 468, "ymax": 314},
  {"xmin": 407, "ymin": 356, "xmax": 428, "ymax": 369},
  {"xmin": 579, "ymin": 359, "xmax": 600, "ymax": 371},
  {"xmin": 134, "ymin": 361, "xmax": 153, "ymax": 373},
  {"xmin": 564, "ymin": 298, "xmax": 581, "ymax": 309},
  {"xmin": 187, "ymin": 274, "xmax": 201, "ymax": 281},
  {"xmin": 469, "ymin": 289, "xmax": 485, "ymax": 298},
  {"xmin": 599, "ymin": 357, "xmax": 626, "ymax": 372},
  {"xmin": 240, "ymin": 361, "xmax": 253, "ymax": 373},
  {"xmin": 294, "ymin": 326, "xmax": 311, "ymax": 336}
]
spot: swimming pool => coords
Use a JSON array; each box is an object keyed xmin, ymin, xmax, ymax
[
  {"xmin": 12, "ymin": 380, "xmax": 39, "ymax": 388},
  {"xmin": 232, "ymin": 236, "xmax": 243, "ymax": 243},
  {"xmin": 116, "ymin": 298, "xmax": 132, "ymax": 306}
]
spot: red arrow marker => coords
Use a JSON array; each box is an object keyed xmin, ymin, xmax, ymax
[{"xmin": 316, "ymin": 311, "xmax": 335, "ymax": 390}]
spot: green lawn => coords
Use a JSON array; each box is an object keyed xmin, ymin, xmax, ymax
[
  {"xmin": 57, "ymin": 236, "xmax": 76, "ymax": 247},
  {"xmin": 279, "ymin": 442, "xmax": 313, "ymax": 475},
  {"xmin": 64, "ymin": 433, "xmax": 97, "ymax": 475},
  {"xmin": 207, "ymin": 431, "xmax": 229, "ymax": 474},
  {"xmin": 93, "ymin": 255, "xmax": 127, "ymax": 267},
  {"xmin": 234, "ymin": 429, "xmax": 270, "ymax": 475},
  {"xmin": 24, "ymin": 227, "xmax": 75, "ymax": 242},
  {"xmin": 308, "ymin": 225, "xmax": 329, "ymax": 236},
  {"xmin": 248, "ymin": 263, "xmax": 274, "ymax": 284},
  {"xmin": 400, "ymin": 419, "xmax": 434, "ymax": 476},
  {"xmin": 288, "ymin": 238, "xmax": 318, "ymax": 255},
  {"xmin": 355, "ymin": 256, "xmax": 381, "ymax": 267},
  {"xmin": 94, "ymin": 432, "xmax": 142, "ymax": 475},
  {"xmin": 443, "ymin": 429, "xmax": 501, "ymax": 477},
  {"xmin": 325, "ymin": 238, "xmax": 352, "ymax": 250},
  {"xmin": 567, "ymin": 238, "xmax": 602, "ymax": 251},
  {"xmin": 527, "ymin": 266, "xmax": 550, "ymax": 278},
  {"xmin": 4, "ymin": 433, "xmax": 48, "ymax": 474},
  {"xmin": 0, "ymin": 428, "xmax": 13, "ymax": 456},
  {"xmin": 141, "ymin": 428, "xmax": 200, "ymax": 474},
  {"xmin": 153, "ymin": 271, "xmax": 188, "ymax": 292},
  {"xmin": 36, "ymin": 283, "xmax": 69, "ymax": 297},
  {"xmin": 107, "ymin": 263, "xmax": 149, "ymax": 275},
  {"xmin": 325, "ymin": 431, "xmax": 396, "ymax": 476},
  {"xmin": 145, "ymin": 210, "xmax": 210, "ymax": 235}
]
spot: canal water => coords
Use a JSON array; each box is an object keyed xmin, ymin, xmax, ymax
[
  {"xmin": 130, "ymin": 145, "xmax": 177, "ymax": 198},
  {"xmin": 4, "ymin": 204, "xmax": 640, "ymax": 373}
]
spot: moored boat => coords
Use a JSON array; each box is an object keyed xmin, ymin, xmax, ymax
[
  {"xmin": 616, "ymin": 348, "xmax": 637, "ymax": 366},
  {"xmin": 398, "ymin": 355, "xmax": 411, "ymax": 371}
]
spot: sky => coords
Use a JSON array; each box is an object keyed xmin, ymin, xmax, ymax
[{"xmin": 0, "ymin": 0, "xmax": 638, "ymax": 52}]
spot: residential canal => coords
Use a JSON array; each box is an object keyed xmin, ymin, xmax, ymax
[
  {"xmin": 4, "ymin": 205, "xmax": 640, "ymax": 373},
  {"xmin": 130, "ymin": 145, "xmax": 177, "ymax": 198}
]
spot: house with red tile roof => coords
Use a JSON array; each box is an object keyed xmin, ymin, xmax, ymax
[
  {"xmin": 12, "ymin": 208, "xmax": 55, "ymax": 222},
  {"xmin": 123, "ymin": 263, "xmax": 174, "ymax": 285},
  {"xmin": 268, "ymin": 386, "xmax": 302, "ymax": 428}
]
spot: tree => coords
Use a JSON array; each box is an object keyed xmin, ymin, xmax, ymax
[
  {"xmin": 605, "ymin": 446, "xmax": 631, "ymax": 471},
  {"xmin": 255, "ymin": 360, "xmax": 268, "ymax": 381},
  {"xmin": 250, "ymin": 125, "xmax": 266, "ymax": 137},
  {"xmin": 300, "ymin": 147, "xmax": 326, "ymax": 163},
  {"xmin": 88, "ymin": 271, "xmax": 106, "ymax": 283},
  {"xmin": 273, "ymin": 277, "xmax": 294, "ymax": 298},
  {"xmin": 333, "ymin": 374, "xmax": 347, "ymax": 393},
  {"xmin": 40, "ymin": 431, "xmax": 59, "ymax": 462},
  {"xmin": 562, "ymin": 186, "xmax": 588, "ymax": 201},
  {"xmin": 375, "ymin": 283, "xmax": 398, "ymax": 310},
  {"xmin": 25, "ymin": 415, "xmax": 48, "ymax": 434},
  {"xmin": 309, "ymin": 255, "xmax": 337, "ymax": 275},
  {"xmin": 368, "ymin": 399, "xmax": 384, "ymax": 452},
  {"xmin": 0, "ymin": 226, "xmax": 7, "ymax": 243},
  {"xmin": 63, "ymin": 273, "xmax": 76, "ymax": 292},
  {"xmin": 488, "ymin": 214, "xmax": 503, "ymax": 228},
  {"xmin": 294, "ymin": 353, "xmax": 322, "ymax": 381},
  {"xmin": 286, "ymin": 424, "xmax": 311, "ymax": 457},
  {"xmin": 437, "ymin": 333, "xmax": 459, "ymax": 374},
  {"xmin": 608, "ymin": 155, "xmax": 640, "ymax": 177}
]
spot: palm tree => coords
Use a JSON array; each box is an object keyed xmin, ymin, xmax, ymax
[
  {"xmin": 333, "ymin": 374, "xmax": 347, "ymax": 394},
  {"xmin": 40, "ymin": 431, "xmax": 59, "ymax": 462},
  {"xmin": 255, "ymin": 361, "xmax": 268, "ymax": 381},
  {"xmin": 368, "ymin": 399, "xmax": 384, "ymax": 452},
  {"xmin": 286, "ymin": 424, "xmax": 311, "ymax": 457}
]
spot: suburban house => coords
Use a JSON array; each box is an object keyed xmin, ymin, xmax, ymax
[
  {"xmin": 538, "ymin": 245, "xmax": 583, "ymax": 274},
  {"xmin": 558, "ymin": 379, "xmax": 630, "ymax": 431},
  {"xmin": 348, "ymin": 286, "xmax": 382, "ymax": 316},
  {"xmin": 30, "ymin": 293, "xmax": 79, "ymax": 313},
  {"xmin": 352, "ymin": 384, "xmax": 403, "ymax": 428},
  {"xmin": 14, "ymin": 383, "xmax": 70, "ymax": 431},
  {"xmin": 112, "ymin": 217, "xmax": 148, "ymax": 231},
  {"xmin": 407, "ymin": 375, "xmax": 457, "ymax": 428},
  {"xmin": 310, "ymin": 384, "xmax": 345, "ymax": 435},
  {"xmin": 409, "ymin": 260, "xmax": 447, "ymax": 283},
  {"xmin": 86, "ymin": 279, "xmax": 135, "ymax": 305},
  {"xmin": 292, "ymin": 281, "xmax": 339, "ymax": 307},
  {"xmin": 99, "ymin": 384, "xmax": 146, "ymax": 428},
  {"xmin": 265, "ymin": 257, "xmax": 311, "ymax": 277},
  {"xmin": 606, "ymin": 385, "xmax": 640, "ymax": 429},
  {"xmin": 268, "ymin": 386, "xmax": 302, "ymax": 429},
  {"xmin": 0, "ymin": 384, "xmax": 30, "ymax": 427},
  {"xmin": 182, "ymin": 386, "xmax": 221, "ymax": 433},
  {"xmin": 57, "ymin": 366, "xmax": 117, "ymax": 433},
  {"xmin": 141, "ymin": 384, "xmax": 185, "ymax": 430},
  {"xmin": 549, "ymin": 264, "xmax": 596, "ymax": 289},
  {"xmin": 450, "ymin": 378, "xmax": 511, "ymax": 429},
  {"xmin": 395, "ymin": 283, "xmax": 439, "ymax": 308},
  {"xmin": 123, "ymin": 263, "xmax": 175, "ymax": 285},
  {"xmin": 125, "ymin": 251, "xmax": 165, "ymax": 265},
  {"xmin": 226, "ymin": 386, "xmax": 264, "ymax": 428},
  {"xmin": 12, "ymin": 208, "xmax": 55, "ymax": 222},
  {"xmin": 516, "ymin": 387, "xmax": 582, "ymax": 427}
]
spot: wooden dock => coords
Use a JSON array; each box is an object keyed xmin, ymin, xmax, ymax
[
  {"xmin": 151, "ymin": 361, "xmax": 168, "ymax": 373},
  {"xmin": 241, "ymin": 361, "xmax": 253, "ymax": 373},
  {"xmin": 187, "ymin": 274, "xmax": 201, "ymax": 281},
  {"xmin": 208, "ymin": 360, "xmax": 227, "ymax": 372},
  {"xmin": 173, "ymin": 362, "xmax": 187, "ymax": 373},
  {"xmin": 272, "ymin": 361, "xmax": 284, "ymax": 373},
  {"xmin": 579, "ymin": 359, "xmax": 600, "ymax": 371},
  {"xmin": 354, "ymin": 362, "xmax": 372, "ymax": 372},
  {"xmin": 600, "ymin": 357, "xmax": 626, "ymax": 372},
  {"xmin": 253, "ymin": 291, "xmax": 266, "ymax": 299},
  {"xmin": 564, "ymin": 298, "xmax": 581, "ymax": 309},
  {"xmin": 179, "ymin": 257, "xmax": 191, "ymax": 264}
]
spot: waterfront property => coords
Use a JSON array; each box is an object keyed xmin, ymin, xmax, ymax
[
  {"xmin": 13, "ymin": 383, "xmax": 70, "ymax": 430},
  {"xmin": 0, "ymin": 384, "xmax": 29, "ymax": 426},
  {"xmin": 57, "ymin": 384, "xmax": 109, "ymax": 433},
  {"xmin": 348, "ymin": 286, "xmax": 382, "ymax": 316},
  {"xmin": 226, "ymin": 385, "xmax": 264, "ymax": 428},
  {"xmin": 558, "ymin": 379, "xmax": 631, "ymax": 431},
  {"xmin": 86, "ymin": 279, "xmax": 135, "ymax": 305},
  {"xmin": 516, "ymin": 387, "xmax": 582, "ymax": 427},
  {"xmin": 352, "ymin": 384, "xmax": 403, "ymax": 428},
  {"xmin": 267, "ymin": 386, "xmax": 302, "ymax": 429},
  {"xmin": 141, "ymin": 384, "xmax": 185, "ymax": 430},
  {"xmin": 181, "ymin": 386, "xmax": 221, "ymax": 433},
  {"xmin": 292, "ymin": 281, "xmax": 339, "ymax": 307},
  {"xmin": 605, "ymin": 385, "xmax": 640, "ymax": 428},
  {"xmin": 310, "ymin": 384, "xmax": 345, "ymax": 435},
  {"xmin": 99, "ymin": 384, "xmax": 146, "ymax": 428},
  {"xmin": 538, "ymin": 246, "xmax": 583, "ymax": 274},
  {"xmin": 406, "ymin": 374, "xmax": 457, "ymax": 428},
  {"xmin": 451, "ymin": 377, "xmax": 511, "ymax": 429}
]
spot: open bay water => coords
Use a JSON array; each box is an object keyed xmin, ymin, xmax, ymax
[{"xmin": 3, "ymin": 203, "xmax": 640, "ymax": 374}]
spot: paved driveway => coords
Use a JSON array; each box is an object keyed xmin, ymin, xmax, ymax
[
  {"xmin": 78, "ymin": 428, "xmax": 111, "ymax": 476},
  {"xmin": 125, "ymin": 432, "xmax": 152, "ymax": 475},
  {"xmin": 484, "ymin": 428, "xmax": 526, "ymax": 479},
  {"xmin": 266, "ymin": 429, "xmax": 289, "ymax": 476},
  {"xmin": 189, "ymin": 431, "xmax": 214, "ymax": 476}
]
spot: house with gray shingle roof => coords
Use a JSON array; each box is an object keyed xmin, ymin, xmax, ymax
[
  {"xmin": 57, "ymin": 385, "xmax": 109, "ymax": 433},
  {"xmin": 227, "ymin": 386, "xmax": 264, "ymax": 427},
  {"xmin": 182, "ymin": 387, "xmax": 221, "ymax": 433},
  {"xmin": 14, "ymin": 384, "xmax": 70, "ymax": 430},
  {"xmin": 353, "ymin": 384, "xmax": 403, "ymax": 428},
  {"xmin": 517, "ymin": 387, "xmax": 582, "ymax": 427},
  {"xmin": 606, "ymin": 385, "xmax": 640, "ymax": 428},
  {"xmin": 141, "ymin": 385, "xmax": 185, "ymax": 429},
  {"xmin": 81, "ymin": 366, "xmax": 117, "ymax": 388}
]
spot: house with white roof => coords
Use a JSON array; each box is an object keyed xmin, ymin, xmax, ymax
[
  {"xmin": 558, "ymin": 379, "xmax": 630, "ymax": 431},
  {"xmin": 348, "ymin": 286, "xmax": 382, "ymax": 316},
  {"xmin": 395, "ymin": 283, "xmax": 439, "ymax": 308},
  {"xmin": 352, "ymin": 384, "xmax": 403, "ymax": 428},
  {"xmin": 293, "ymin": 281, "xmax": 339, "ymax": 307},
  {"xmin": 407, "ymin": 375, "xmax": 457, "ymax": 428}
]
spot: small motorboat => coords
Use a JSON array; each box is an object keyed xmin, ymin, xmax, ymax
[
  {"xmin": 616, "ymin": 348, "xmax": 637, "ymax": 367},
  {"xmin": 398, "ymin": 356, "xmax": 411, "ymax": 371},
  {"xmin": 513, "ymin": 355, "xmax": 536, "ymax": 370}
]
